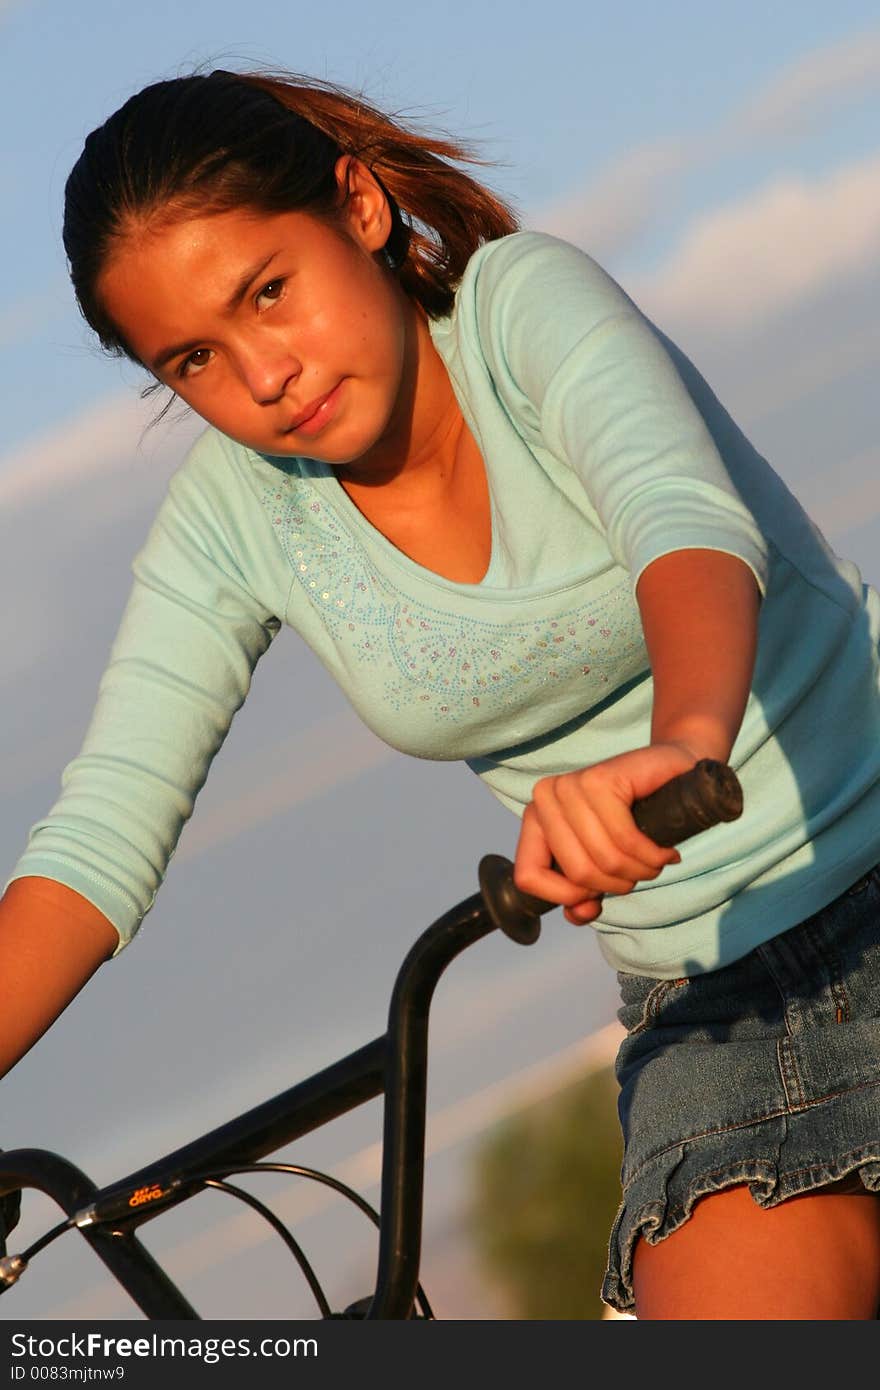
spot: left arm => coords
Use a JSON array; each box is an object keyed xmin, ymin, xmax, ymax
[
  {"xmin": 640, "ymin": 547, "xmax": 760, "ymax": 762},
  {"xmin": 513, "ymin": 548, "xmax": 760, "ymax": 923},
  {"xmin": 476, "ymin": 235, "xmax": 766, "ymax": 920}
]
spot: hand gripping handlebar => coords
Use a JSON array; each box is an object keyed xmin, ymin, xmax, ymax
[{"xmin": 478, "ymin": 758, "xmax": 744, "ymax": 945}]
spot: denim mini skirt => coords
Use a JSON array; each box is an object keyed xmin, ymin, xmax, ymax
[{"xmin": 602, "ymin": 863, "xmax": 880, "ymax": 1314}]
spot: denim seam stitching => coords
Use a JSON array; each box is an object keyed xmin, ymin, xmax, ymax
[
  {"xmin": 804, "ymin": 916, "xmax": 844, "ymax": 1019},
  {"xmin": 626, "ymin": 979, "xmax": 685, "ymax": 1036},
  {"xmin": 777, "ymin": 1036, "xmax": 805, "ymax": 1110},
  {"xmin": 803, "ymin": 909, "xmax": 852, "ymax": 1025},
  {"xmin": 623, "ymin": 1075, "xmax": 880, "ymax": 1189},
  {"xmin": 756, "ymin": 941, "xmax": 795, "ymax": 1038}
]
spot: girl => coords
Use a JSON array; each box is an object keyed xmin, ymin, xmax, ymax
[{"xmin": 2, "ymin": 69, "xmax": 879, "ymax": 1320}]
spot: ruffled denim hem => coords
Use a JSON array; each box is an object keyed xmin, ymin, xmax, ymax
[
  {"xmin": 602, "ymin": 1125, "xmax": 880, "ymax": 1314},
  {"xmin": 603, "ymin": 863, "xmax": 880, "ymax": 1315}
]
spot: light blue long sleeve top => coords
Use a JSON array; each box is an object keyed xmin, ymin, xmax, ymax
[{"xmin": 9, "ymin": 232, "xmax": 880, "ymax": 976}]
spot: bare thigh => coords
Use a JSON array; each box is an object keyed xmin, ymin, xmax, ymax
[{"xmin": 632, "ymin": 1183, "xmax": 880, "ymax": 1320}]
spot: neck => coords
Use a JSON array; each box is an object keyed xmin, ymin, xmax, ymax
[{"xmin": 336, "ymin": 296, "xmax": 461, "ymax": 496}]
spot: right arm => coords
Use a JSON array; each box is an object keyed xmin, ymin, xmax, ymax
[
  {"xmin": 0, "ymin": 878, "xmax": 118, "ymax": 1078},
  {"xmin": 2, "ymin": 432, "xmax": 281, "ymax": 1070}
]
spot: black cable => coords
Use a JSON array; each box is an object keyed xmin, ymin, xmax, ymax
[
  {"xmin": 0, "ymin": 1217, "xmax": 75, "ymax": 1295},
  {"xmin": 20, "ymin": 1218, "xmax": 75, "ymax": 1263},
  {"xmin": 202, "ymin": 1178, "xmax": 332, "ymax": 1319},
  {"xmin": 215, "ymin": 1163, "xmax": 382, "ymax": 1224},
  {"xmin": 192, "ymin": 1163, "xmax": 434, "ymax": 1319}
]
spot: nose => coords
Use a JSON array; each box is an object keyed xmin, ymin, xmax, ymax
[{"xmin": 238, "ymin": 343, "xmax": 302, "ymax": 405}]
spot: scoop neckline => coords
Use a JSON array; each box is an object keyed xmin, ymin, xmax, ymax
[
  {"xmin": 317, "ymin": 465, "xmax": 503, "ymax": 595},
  {"xmin": 272, "ymin": 462, "xmax": 620, "ymax": 608}
]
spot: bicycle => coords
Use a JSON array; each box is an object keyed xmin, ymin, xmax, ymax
[{"xmin": 0, "ymin": 760, "xmax": 741, "ymax": 1320}]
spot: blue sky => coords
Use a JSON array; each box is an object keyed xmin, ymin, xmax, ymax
[{"xmin": 1, "ymin": 0, "xmax": 879, "ymax": 1321}]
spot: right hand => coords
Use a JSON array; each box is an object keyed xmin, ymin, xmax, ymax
[{"xmin": 513, "ymin": 744, "xmax": 690, "ymax": 924}]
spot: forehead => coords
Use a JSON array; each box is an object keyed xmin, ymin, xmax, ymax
[{"xmin": 107, "ymin": 204, "xmax": 325, "ymax": 274}]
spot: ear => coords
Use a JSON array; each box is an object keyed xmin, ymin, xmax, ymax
[{"xmin": 334, "ymin": 155, "xmax": 391, "ymax": 255}]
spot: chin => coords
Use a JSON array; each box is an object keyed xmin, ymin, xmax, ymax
[{"xmin": 246, "ymin": 434, "xmax": 374, "ymax": 466}]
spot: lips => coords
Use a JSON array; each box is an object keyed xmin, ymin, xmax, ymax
[
  {"xmin": 287, "ymin": 390, "xmax": 333, "ymax": 431},
  {"xmin": 285, "ymin": 381, "xmax": 343, "ymax": 434}
]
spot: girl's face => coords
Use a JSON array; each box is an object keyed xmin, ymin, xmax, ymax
[{"xmin": 97, "ymin": 160, "xmax": 411, "ymax": 463}]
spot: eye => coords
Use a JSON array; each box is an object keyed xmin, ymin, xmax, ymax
[
  {"xmin": 255, "ymin": 278, "xmax": 286, "ymax": 310},
  {"xmin": 177, "ymin": 348, "xmax": 213, "ymax": 380}
]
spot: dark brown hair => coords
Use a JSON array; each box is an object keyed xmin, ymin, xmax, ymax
[{"xmin": 63, "ymin": 68, "xmax": 519, "ymax": 359}]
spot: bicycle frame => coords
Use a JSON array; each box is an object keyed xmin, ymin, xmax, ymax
[
  {"xmin": 0, "ymin": 876, "xmax": 527, "ymax": 1320},
  {"xmin": 0, "ymin": 760, "xmax": 740, "ymax": 1319}
]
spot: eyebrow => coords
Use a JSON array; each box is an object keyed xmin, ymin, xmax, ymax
[{"xmin": 150, "ymin": 250, "xmax": 281, "ymax": 372}]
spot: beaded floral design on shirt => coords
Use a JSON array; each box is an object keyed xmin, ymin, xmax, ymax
[{"xmin": 262, "ymin": 476, "xmax": 646, "ymax": 738}]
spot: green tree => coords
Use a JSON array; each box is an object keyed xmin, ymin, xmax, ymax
[{"xmin": 469, "ymin": 1065, "xmax": 622, "ymax": 1319}]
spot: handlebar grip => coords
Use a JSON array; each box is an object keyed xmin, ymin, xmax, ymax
[
  {"xmin": 478, "ymin": 759, "xmax": 743, "ymax": 945},
  {"xmin": 630, "ymin": 757, "xmax": 742, "ymax": 847}
]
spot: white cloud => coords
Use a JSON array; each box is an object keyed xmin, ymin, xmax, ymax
[
  {"xmin": 175, "ymin": 709, "xmax": 395, "ymax": 864},
  {"xmin": 531, "ymin": 138, "xmax": 697, "ymax": 259},
  {"xmin": 627, "ymin": 151, "xmax": 880, "ymax": 331},
  {"xmin": 0, "ymin": 391, "xmax": 201, "ymax": 709},
  {"xmin": 535, "ymin": 26, "xmax": 880, "ymax": 258},
  {"xmin": 0, "ymin": 391, "xmax": 196, "ymax": 513},
  {"xmin": 797, "ymin": 445, "xmax": 880, "ymax": 542},
  {"xmin": 731, "ymin": 27, "xmax": 880, "ymax": 142},
  {"xmin": 730, "ymin": 317, "xmax": 879, "ymax": 429}
]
